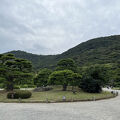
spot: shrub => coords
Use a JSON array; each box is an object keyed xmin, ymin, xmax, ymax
[
  {"xmin": 79, "ymin": 65, "xmax": 106, "ymax": 93},
  {"xmin": 20, "ymin": 84, "xmax": 28, "ymax": 88},
  {"xmin": 27, "ymin": 84, "xmax": 36, "ymax": 88},
  {"xmin": 14, "ymin": 85, "xmax": 20, "ymax": 89},
  {"xmin": 80, "ymin": 76, "xmax": 102, "ymax": 93},
  {"xmin": 7, "ymin": 90, "xmax": 32, "ymax": 99},
  {"xmin": 7, "ymin": 92, "xmax": 18, "ymax": 99}
]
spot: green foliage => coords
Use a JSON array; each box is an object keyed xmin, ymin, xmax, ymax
[
  {"xmin": 69, "ymin": 73, "xmax": 82, "ymax": 87},
  {"xmin": 14, "ymin": 85, "xmax": 20, "ymax": 89},
  {"xmin": 113, "ymin": 63, "xmax": 120, "ymax": 87},
  {"xmin": 49, "ymin": 70, "xmax": 74, "ymax": 91},
  {"xmin": 6, "ymin": 50, "xmax": 56, "ymax": 70},
  {"xmin": 20, "ymin": 84, "xmax": 35, "ymax": 88},
  {"xmin": 34, "ymin": 68, "xmax": 52, "ymax": 87},
  {"xmin": 2, "ymin": 35, "xmax": 120, "ymax": 91},
  {"xmin": 69, "ymin": 73, "xmax": 82, "ymax": 92},
  {"xmin": 96, "ymin": 63, "xmax": 120, "ymax": 87},
  {"xmin": 0, "ymin": 83, "xmax": 4, "ymax": 88},
  {"xmin": 0, "ymin": 54, "xmax": 33, "ymax": 91},
  {"xmin": 27, "ymin": 84, "xmax": 36, "ymax": 88},
  {"xmin": 80, "ymin": 75, "xmax": 102, "ymax": 93},
  {"xmin": 80, "ymin": 65, "xmax": 106, "ymax": 93},
  {"xmin": 17, "ymin": 72, "xmax": 34, "ymax": 85},
  {"xmin": 57, "ymin": 58, "xmax": 77, "ymax": 72},
  {"xmin": 7, "ymin": 35, "xmax": 120, "ymax": 70},
  {"xmin": 20, "ymin": 84, "xmax": 28, "ymax": 88},
  {"xmin": 7, "ymin": 90, "xmax": 32, "ymax": 99},
  {"xmin": 0, "ymin": 77, "xmax": 5, "ymax": 84}
]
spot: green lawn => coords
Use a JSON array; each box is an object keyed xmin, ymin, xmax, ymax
[{"xmin": 0, "ymin": 86, "xmax": 115, "ymax": 103}]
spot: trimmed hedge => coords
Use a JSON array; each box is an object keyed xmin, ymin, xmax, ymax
[{"xmin": 7, "ymin": 90, "xmax": 32, "ymax": 99}]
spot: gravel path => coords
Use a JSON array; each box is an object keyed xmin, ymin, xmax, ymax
[{"xmin": 0, "ymin": 89, "xmax": 120, "ymax": 120}]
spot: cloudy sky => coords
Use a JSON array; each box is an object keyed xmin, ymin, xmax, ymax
[{"xmin": 0, "ymin": 0, "xmax": 120, "ymax": 55}]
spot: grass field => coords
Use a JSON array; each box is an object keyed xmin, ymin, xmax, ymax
[{"xmin": 0, "ymin": 86, "xmax": 115, "ymax": 103}]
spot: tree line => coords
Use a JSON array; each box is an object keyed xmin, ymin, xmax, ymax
[
  {"xmin": 0, "ymin": 54, "xmax": 120, "ymax": 93},
  {"xmin": 34, "ymin": 58, "xmax": 107, "ymax": 93}
]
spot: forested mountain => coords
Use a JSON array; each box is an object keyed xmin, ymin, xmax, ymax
[
  {"xmin": 6, "ymin": 35, "xmax": 120, "ymax": 70},
  {"xmin": 7, "ymin": 51, "xmax": 57, "ymax": 70}
]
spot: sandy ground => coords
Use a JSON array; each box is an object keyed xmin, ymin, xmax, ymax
[{"xmin": 0, "ymin": 89, "xmax": 120, "ymax": 120}]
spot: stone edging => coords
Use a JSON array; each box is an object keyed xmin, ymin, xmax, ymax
[{"xmin": 1, "ymin": 94, "xmax": 117, "ymax": 103}]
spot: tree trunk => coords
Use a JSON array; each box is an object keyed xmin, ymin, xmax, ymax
[
  {"xmin": 6, "ymin": 83, "xmax": 14, "ymax": 91},
  {"xmin": 63, "ymin": 84, "xmax": 67, "ymax": 91},
  {"xmin": 72, "ymin": 86, "xmax": 76, "ymax": 94},
  {"xmin": 6, "ymin": 76, "xmax": 14, "ymax": 91},
  {"xmin": 72, "ymin": 86, "xmax": 74, "ymax": 91}
]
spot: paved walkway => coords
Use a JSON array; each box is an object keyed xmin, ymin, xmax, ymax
[{"xmin": 0, "ymin": 89, "xmax": 120, "ymax": 120}]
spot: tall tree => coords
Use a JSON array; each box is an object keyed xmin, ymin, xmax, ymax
[
  {"xmin": 0, "ymin": 54, "xmax": 33, "ymax": 91},
  {"xmin": 34, "ymin": 68, "xmax": 52, "ymax": 87},
  {"xmin": 49, "ymin": 70, "xmax": 74, "ymax": 91},
  {"xmin": 69, "ymin": 73, "xmax": 82, "ymax": 92},
  {"xmin": 80, "ymin": 65, "xmax": 106, "ymax": 93}
]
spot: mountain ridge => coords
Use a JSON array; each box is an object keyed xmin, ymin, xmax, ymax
[{"xmin": 6, "ymin": 35, "xmax": 120, "ymax": 70}]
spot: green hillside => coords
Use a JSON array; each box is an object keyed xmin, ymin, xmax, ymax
[
  {"xmin": 7, "ymin": 35, "xmax": 120, "ymax": 70},
  {"xmin": 7, "ymin": 51, "xmax": 58, "ymax": 70}
]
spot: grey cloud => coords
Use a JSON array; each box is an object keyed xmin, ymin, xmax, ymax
[{"xmin": 0, "ymin": 0, "xmax": 120, "ymax": 55}]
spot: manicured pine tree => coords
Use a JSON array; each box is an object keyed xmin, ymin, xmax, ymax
[{"xmin": 0, "ymin": 54, "xmax": 33, "ymax": 91}]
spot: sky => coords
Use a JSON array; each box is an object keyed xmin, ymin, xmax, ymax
[{"xmin": 0, "ymin": 0, "xmax": 120, "ymax": 55}]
